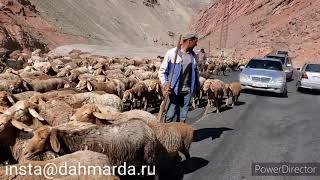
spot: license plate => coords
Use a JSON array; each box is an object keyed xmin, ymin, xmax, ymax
[{"xmin": 253, "ymin": 83, "xmax": 268, "ymax": 87}]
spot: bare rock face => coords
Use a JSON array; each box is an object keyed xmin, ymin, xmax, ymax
[
  {"xmin": 192, "ymin": 0, "xmax": 320, "ymax": 66},
  {"xmin": 0, "ymin": 0, "xmax": 84, "ymax": 56}
]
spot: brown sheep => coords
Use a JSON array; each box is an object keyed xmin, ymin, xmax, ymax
[
  {"xmin": 26, "ymin": 120, "xmax": 158, "ymax": 168},
  {"xmin": 147, "ymin": 122, "xmax": 193, "ymax": 160},
  {"xmin": 76, "ymin": 79, "xmax": 120, "ymax": 96},
  {"xmin": 122, "ymin": 82, "xmax": 148, "ymax": 110},
  {"xmin": 203, "ymin": 79, "xmax": 225, "ymax": 114},
  {"xmin": 225, "ymin": 82, "xmax": 241, "ymax": 107}
]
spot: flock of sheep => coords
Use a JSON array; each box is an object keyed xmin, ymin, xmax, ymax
[{"xmin": 0, "ymin": 49, "xmax": 246, "ymax": 179}]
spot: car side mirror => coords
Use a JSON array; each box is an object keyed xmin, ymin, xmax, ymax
[{"xmin": 240, "ymin": 66, "xmax": 245, "ymax": 70}]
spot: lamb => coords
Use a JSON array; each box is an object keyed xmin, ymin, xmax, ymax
[
  {"xmin": 26, "ymin": 120, "xmax": 158, "ymax": 168},
  {"xmin": 224, "ymin": 82, "xmax": 241, "ymax": 107},
  {"xmin": 0, "ymin": 151, "xmax": 120, "ymax": 180},
  {"xmin": 122, "ymin": 82, "xmax": 148, "ymax": 110},
  {"xmin": 147, "ymin": 122, "xmax": 194, "ymax": 160}
]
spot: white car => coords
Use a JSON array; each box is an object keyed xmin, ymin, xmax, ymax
[{"xmin": 296, "ymin": 63, "xmax": 320, "ymax": 91}]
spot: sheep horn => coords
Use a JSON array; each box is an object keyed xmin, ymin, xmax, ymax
[
  {"xmin": 28, "ymin": 108, "xmax": 45, "ymax": 121},
  {"xmin": 11, "ymin": 120, "xmax": 33, "ymax": 132}
]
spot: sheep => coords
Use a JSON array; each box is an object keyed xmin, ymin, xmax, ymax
[
  {"xmin": 203, "ymin": 79, "xmax": 225, "ymax": 114},
  {"xmin": 143, "ymin": 79, "xmax": 162, "ymax": 107},
  {"xmin": 224, "ymin": 82, "xmax": 241, "ymax": 107},
  {"xmin": 57, "ymin": 92, "xmax": 124, "ymax": 112},
  {"xmin": 32, "ymin": 61, "xmax": 56, "ymax": 75},
  {"xmin": 9, "ymin": 131, "xmax": 60, "ymax": 163},
  {"xmin": 0, "ymin": 91, "xmax": 15, "ymax": 108},
  {"xmin": 70, "ymin": 104, "xmax": 118, "ymax": 124},
  {"xmin": 32, "ymin": 98, "xmax": 75, "ymax": 126},
  {"xmin": 0, "ymin": 73, "xmax": 29, "ymax": 93},
  {"xmin": 118, "ymin": 77, "xmax": 139, "ymax": 90},
  {"xmin": 147, "ymin": 122, "xmax": 193, "ymax": 160},
  {"xmin": 26, "ymin": 120, "xmax": 158, "ymax": 168},
  {"xmin": 23, "ymin": 77, "xmax": 68, "ymax": 93},
  {"xmin": 76, "ymin": 79, "xmax": 121, "ymax": 96},
  {"xmin": 1, "ymin": 100, "xmax": 45, "ymax": 128},
  {"xmin": 191, "ymin": 76, "xmax": 207, "ymax": 109},
  {"xmin": 0, "ymin": 151, "xmax": 120, "ymax": 180},
  {"xmin": 71, "ymin": 105, "xmax": 157, "ymax": 125},
  {"xmin": 122, "ymin": 82, "xmax": 148, "ymax": 110}
]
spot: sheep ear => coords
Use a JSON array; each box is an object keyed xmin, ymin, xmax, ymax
[
  {"xmin": 50, "ymin": 129, "xmax": 60, "ymax": 153},
  {"xmin": 23, "ymin": 81, "xmax": 30, "ymax": 91},
  {"xmin": 87, "ymin": 81, "xmax": 93, "ymax": 91},
  {"xmin": 93, "ymin": 112, "xmax": 115, "ymax": 121},
  {"xmin": 28, "ymin": 108, "xmax": 45, "ymax": 121},
  {"xmin": 7, "ymin": 95, "xmax": 15, "ymax": 105},
  {"xmin": 11, "ymin": 120, "xmax": 33, "ymax": 132}
]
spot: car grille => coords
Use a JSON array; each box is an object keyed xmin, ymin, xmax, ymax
[{"xmin": 251, "ymin": 76, "xmax": 271, "ymax": 83}]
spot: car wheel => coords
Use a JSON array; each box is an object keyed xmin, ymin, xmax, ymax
[
  {"xmin": 297, "ymin": 87, "xmax": 302, "ymax": 92},
  {"xmin": 282, "ymin": 87, "xmax": 288, "ymax": 97}
]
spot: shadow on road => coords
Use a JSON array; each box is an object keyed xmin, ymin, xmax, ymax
[
  {"xmin": 156, "ymin": 156, "xmax": 209, "ymax": 180},
  {"xmin": 193, "ymin": 127, "xmax": 233, "ymax": 142},
  {"xmin": 297, "ymin": 88, "xmax": 320, "ymax": 95}
]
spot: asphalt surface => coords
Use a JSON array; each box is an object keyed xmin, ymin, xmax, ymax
[{"xmin": 158, "ymin": 71, "xmax": 320, "ymax": 180}]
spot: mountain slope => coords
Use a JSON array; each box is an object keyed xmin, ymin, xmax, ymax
[
  {"xmin": 30, "ymin": 0, "xmax": 210, "ymax": 47},
  {"xmin": 192, "ymin": 0, "xmax": 320, "ymax": 66}
]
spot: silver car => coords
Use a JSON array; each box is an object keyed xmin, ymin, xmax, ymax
[
  {"xmin": 266, "ymin": 54, "xmax": 293, "ymax": 80},
  {"xmin": 239, "ymin": 58, "xmax": 287, "ymax": 97},
  {"xmin": 296, "ymin": 63, "xmax": 320, "ymax": 91}
]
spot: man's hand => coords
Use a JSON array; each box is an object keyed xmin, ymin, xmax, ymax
[{"xmin": 162, "ymin": 83, "xmax": 171, "ymax": 96}]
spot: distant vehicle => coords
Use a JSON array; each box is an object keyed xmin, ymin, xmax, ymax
[
  {"xmin": 239, "ymin": 58, "xmax": 287, "ymax": 97},
  {"xmin": 266, "ymin": 54, "xmax": 293, "ymax": 80},
  {"xmin": 296, "ymin": 63, "xmax": 320, "ymax": 91},
  {"xmin": 277, "ymin": 51, "xmax": 288, "ymax": 56}
]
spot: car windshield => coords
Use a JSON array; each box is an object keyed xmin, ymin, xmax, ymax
[
  {"xmin": 266, "ymin": 56, "xmax": 286, "ymax": 65},
  {"xmin": 246, "ymin": 59, "xmax": 283, "ymax": 71},
  {"xmin": 305, "ymin": 64, "xmax": 320, "ymax": 72}
]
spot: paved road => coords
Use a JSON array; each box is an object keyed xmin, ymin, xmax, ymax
[{"xmin": 158, "ymin": 71, "xmax": 320, "ymax": 180}]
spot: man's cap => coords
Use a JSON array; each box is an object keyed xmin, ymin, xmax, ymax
[{"xmin": 182, "ymin": 32, "xmax": 198, "ymax": 41}]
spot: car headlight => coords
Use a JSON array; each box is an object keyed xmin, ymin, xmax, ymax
[
  {"xmin": 239, "ymin": 74, "xmax": 250, "ymax": 82},
  {"xmin": 272, "ymin": 77, "xmax": 284, "ymax": 83}
]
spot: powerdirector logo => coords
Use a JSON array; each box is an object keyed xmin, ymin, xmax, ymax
[{"xmin": 252, "ymin": 162, "xmax": 320, "ymax": 176}]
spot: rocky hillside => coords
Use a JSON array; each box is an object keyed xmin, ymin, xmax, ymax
[
  {"xmin": 192, "ymin": 0, "xmax": 320, "ymax": 66},
  {"xmin": 0, "ymin": 0, "xmax": 84, "ymax": 56},
  {"xmin": 30, "ymin": 0, "xmax": 210, "ymax": 48}
]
